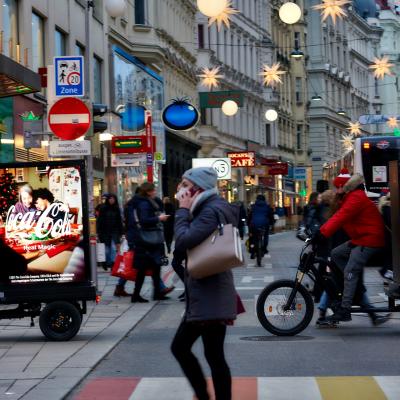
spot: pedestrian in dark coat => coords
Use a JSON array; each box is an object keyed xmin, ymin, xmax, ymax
[
  {"xmin": 163, "ymin": 197, "xmax": 175, "ymax": 253},
  {"xmin": 96, "ymin": 194, "xmax": 123, "ymax": 269},
  {"xmin": 171, "ymin": 167, "xmax": 238, "ymax": 400},
  {"xmin": 126, "ymin": 182, "xmax": 170, "ymax": 303}
]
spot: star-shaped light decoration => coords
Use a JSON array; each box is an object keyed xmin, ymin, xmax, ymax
[
  {"xmin": 387, "ymin": 116, "xmax": 398, "ymax": 129},
  {"xmin": 208, "ymin": 1, "xmax": 239, "ymax": 31},
  {"xmin": 197, "ymin": 66, "xmax": 223, "ymax": 90},
  {"xmin": 347, "ymin": 121, "xmax": 362, "ymax": 136},
  {"xmin": 312, "ymin": 0, "xmax": 350, "ymax": 24},
  {"xmin": 260, "ymin": 63, "xmax": 286, "ymax": 87},
  {"xmin": 341, "ymin": 134, "xmax": 354, "ymax": 151},
  {"xmin": 370, "ymin": 56, "xmax": 394, "ymax": 80}
]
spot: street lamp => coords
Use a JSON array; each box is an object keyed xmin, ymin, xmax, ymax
[
  {"xmin": 311, "ymin": 94, "xmax": 322, "ymax": 101},
  {"xmin": 221, "ymin": 100, "xmax": 238, "ymax": 116},
  {"xmin": 337, "ymin": 109, "xmax": 347, "ymax": 116},
  {"xmin": 290, "ymin": 49, "xmax": 304, "ymax": 59},
  {"xmin": 105, "ymin": 0, "xmax": 127, "ymax": 18},
  {"xmin": 265, "ymin": 109, "xmax": 278, "ymax": 122},
  {"xmin": 279, "ymin": 2, "xmax": 302, "ymax": 24}
]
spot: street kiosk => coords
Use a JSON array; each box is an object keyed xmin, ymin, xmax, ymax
[{"xmin": 0, "ymin": 160, "xmax": 96, "ymax": 340}]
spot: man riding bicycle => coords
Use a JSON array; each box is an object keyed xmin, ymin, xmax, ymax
[
  {"xmin": 315, "ymin": 172, "xmax": 386, "ymax": 323},
  {"xmin": 248, "ymin": 195, "xmax": 274, "ymax": 259}
]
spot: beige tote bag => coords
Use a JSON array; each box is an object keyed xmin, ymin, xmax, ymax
[{"xmin": 187, "ymin": 223, "xmax": 244, "ymax": 279}]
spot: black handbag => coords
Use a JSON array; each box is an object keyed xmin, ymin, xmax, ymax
[{"xmin": 133, "ymin": 209, "xmax": 165, "ymax": 246}]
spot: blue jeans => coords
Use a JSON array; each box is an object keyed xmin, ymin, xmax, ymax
[
  {"xmin": 105, "ymin": 241, "xmax": 117, "ymax": 267},
  {"xmin": 318, "ymin": 291, "xmax": 373, "ymax": 312}
]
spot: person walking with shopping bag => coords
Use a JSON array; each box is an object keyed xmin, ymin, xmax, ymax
[
  {"xmin": 126, "ymin": 182, "xmax": 170, "ymax": 303},
  {"xmin": 171, "ymin": 167, "xmax": 239, "ymax": 400}
]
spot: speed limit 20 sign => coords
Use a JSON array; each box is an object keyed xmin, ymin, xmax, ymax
[
  {"xmin": 54, "ymin": 56, "xmax": 84, "ymax": 97},
  {"xmin": 192, "ymin": 158, "xmax": 232, "ymax": 180}
]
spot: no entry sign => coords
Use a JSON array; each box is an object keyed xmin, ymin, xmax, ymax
[{"xmin": 48, "ymin": 98, "xmax": 91, "ymax": 140}]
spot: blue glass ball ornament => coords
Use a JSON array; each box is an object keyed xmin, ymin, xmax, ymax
[{"xmin": 162, "ymin": 100, "xmax": 200, "ymax": 131}]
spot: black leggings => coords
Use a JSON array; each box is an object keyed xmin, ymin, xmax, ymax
[{"xmin": 171, "ymin": 320, "xmax": 231, "ymax": 400}]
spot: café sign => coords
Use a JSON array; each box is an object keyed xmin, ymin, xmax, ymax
[{"xmin": 227, "ymin": 151, "xmax": 255, "ymax": 168}]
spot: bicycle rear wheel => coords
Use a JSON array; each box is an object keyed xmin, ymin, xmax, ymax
[{"xmin": 257, "ymin": 279, "xmax": 314, "ymax": 336}]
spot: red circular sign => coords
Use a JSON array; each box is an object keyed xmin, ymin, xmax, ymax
[{"xmin": 48, "ymin": 98, "xmax": 91, "ymax": 140}]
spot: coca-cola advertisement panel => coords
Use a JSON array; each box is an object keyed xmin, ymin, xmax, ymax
[{"xmin": 0, "ymin": 161, "xmax": 89, "ymax": 285}]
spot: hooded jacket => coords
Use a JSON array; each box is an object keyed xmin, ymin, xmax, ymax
[
  {"xmin": 320, "ymin": 174, "xmax": 385, "ymax": 248},
  {"xmin": 174, "ymin": 190, "xmax": 239, "ymax": 322}
]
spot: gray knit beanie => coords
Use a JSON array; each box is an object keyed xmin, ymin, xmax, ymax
[{"xmin": 183, "ymin": 167, "xmax": 218, "ymax": 190}]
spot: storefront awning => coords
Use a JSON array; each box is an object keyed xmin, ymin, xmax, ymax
[{"xmin": 0, "ymin": 54, "xmax": 41, "ymax": 97}]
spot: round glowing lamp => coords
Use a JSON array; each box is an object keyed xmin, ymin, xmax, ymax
[
  {"xmin": 279, "ymin": 2, "xmax": 302, "ymax": 24},
  {"xmin": 105, "ymin": 0, "xmax": 127, "ymax": 18},
  {"xmin": 197, "ymin": 0, "xmax": 228, "ymax": 17},
  {"xmin": 221, "ymin": 100, "xmax": 238, "ymax": 116},
  {"xmin": 265, "ymin": 109, "xmax": 278, "ymax": 122}
]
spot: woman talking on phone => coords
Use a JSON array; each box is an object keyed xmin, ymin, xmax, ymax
[{"xmin": 171, "ymin": 167, "xmax": 238, "ymax": 400}]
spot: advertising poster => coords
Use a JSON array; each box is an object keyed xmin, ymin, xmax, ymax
[
  {"xmin": 372, "ymin": 166, "xmax": 387, "ymax": 183},
  {"xmin": 0, "ymin": 162, "xmax": 89, "ymax": 284}
]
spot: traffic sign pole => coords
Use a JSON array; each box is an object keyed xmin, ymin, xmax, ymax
[{"xmin": 145, "ymin": 111, "xmax": 154, "ymax": 183}]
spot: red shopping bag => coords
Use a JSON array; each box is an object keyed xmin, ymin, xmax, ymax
[
  {"xmin": 111, "ymin": 251, "xmax": 153, "ymax": 281},
  {"xmin": 111, "ymin": 251, "xmax": 137, "ymax": 281}
]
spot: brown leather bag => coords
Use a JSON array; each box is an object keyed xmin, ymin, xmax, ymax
[{"xmin": 187, "ymin": 218, "xmax": 244, "ymax": 279}]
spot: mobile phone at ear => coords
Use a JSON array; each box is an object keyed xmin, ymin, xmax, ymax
[{"xmin": 189, "ymin": 186, "xmax": 203, "ymax": 196}]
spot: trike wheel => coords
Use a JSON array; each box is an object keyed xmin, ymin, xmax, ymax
[
  {"xmin": 39, "ymin": 301, "xmax": 82, "ymax": 341},
  {"xmin": 257, "ymin": 279, "xmax": 314, "ymax": 336}
]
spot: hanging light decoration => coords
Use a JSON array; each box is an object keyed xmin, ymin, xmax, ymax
[
  {"xmin": 105, "ymin": 0, "xmax": 127, "ymax": 18},
  {"xmin": 387, "ymin": 116, "xmax": 398, "ymax": 129},
  {"xmin": 279, "ymin": 2, "xmax": 302, "ymax": 24},
  {"xmin": 347, "ymin": 121, "xmax": 361, "ymax": 136},
  {"xmin": 221, "ymin": 100, "xmax": 239, "ymax": 116},
  {"xmin": 312, "ymin": 0, "xmax": 350, "ymax": 25},
  {"xmin": 260, "ymin": 63, "xmax": 286, "ymax": 87},
  {"xmin": 208, "ymin": 1, "xmax": 239, "ymax": 31},
  {"xmin": 265, "ymin": 109, "xmax": 278, "ymax": 122},
  {"xmin": 341, "ymin": 134, "xmax": 354, "ymax": 151},
  {"xmin": 197, "ymin": 0, "xmax": 228, "ymax": 17},
  {"xmin": 370, "ymin": 56, "xmax": 394, "ymax": 80},
  {"xmin": 198, "ymin": 66, "xmax": 223, "ymax": 90}
]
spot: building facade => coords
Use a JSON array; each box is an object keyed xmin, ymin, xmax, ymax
[{"xmin": 306, "ymin": 0, "xmax": 382, "ymax": 187}]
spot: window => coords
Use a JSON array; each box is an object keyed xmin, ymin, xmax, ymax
[
  {"xmin": 75, "ymin": 42, "xmax": 85, "ymax": 56},
  {"xmin": 135, "ymin": 0, "xmax": 146, "ymax": 25},
  {"xmin": 93, "ymin": 56, "xmax": 102, "ymax": 103},
  {"xmin": 294, "ymin": 32, "xmax": 300, "ymax": 50},
  {"xmin": 55, "ymin": 29, "xmax": 66, "ymax": 56},
  {"xmin": 198, "ymin": 24, "xmax": 204, "ymax": 49},
  {"xmin": 296, "ymin": 125, "xmax": 302, "ymax": 150},
  {"xmin": 2, "ymin": 0, "xmax": 19, "ymax": 58},
  {"xmin": 295, "ymin": 77, "xmax": 302, "ymax": 103},
  {"xmin": 266, "ymin": 124, "xmax": 271, "ymax": 147},
  {"xmin": 32, "ymin": 12, "xmax": 44, "ymax": 73}
]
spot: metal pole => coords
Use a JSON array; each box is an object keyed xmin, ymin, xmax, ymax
[
  {"xmin": 85, "ymin": 0, "xmax": 97, "ymax": 288},
  {"xmin": 389, "ymin": 160, "xmax": 400, "ymax": 285}
]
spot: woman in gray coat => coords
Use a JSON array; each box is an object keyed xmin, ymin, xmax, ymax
[{"xmin": 171, "ymin": 167, "xmax": 238, "ymax": 400}]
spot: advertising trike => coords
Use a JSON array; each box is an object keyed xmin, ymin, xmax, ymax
[{"xmin": 0, "ymin": 160, "xmax": 96, "ymax": 341}]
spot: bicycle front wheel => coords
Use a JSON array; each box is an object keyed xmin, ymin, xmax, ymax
[{"xmin": 257, "ymin": 279, "xmax": 314, "ymax": 336}]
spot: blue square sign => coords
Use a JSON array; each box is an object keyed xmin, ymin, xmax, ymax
[{"xmin": 54, "ymin": 56, "xmax": 84, "ymax": 97}]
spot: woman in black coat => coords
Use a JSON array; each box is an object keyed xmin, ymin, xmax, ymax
[
  {"xmin": 126, "ymin": 182, "xmax": 170, "ymax": 303},
  {"xmin": 171, "ymin": 167, "xmax": 238, "ymax": 400}
]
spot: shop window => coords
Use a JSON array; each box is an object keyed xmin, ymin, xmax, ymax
[
  {"xmin": 32, "ymin": 12, "xmax": 45, "ymax": 73},
  {"xmin": 3, "ymin": 0, "xmax": 19, "ymax": 58}
]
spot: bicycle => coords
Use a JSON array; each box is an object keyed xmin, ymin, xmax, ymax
[{"xmin": 256, "ymin": 239, "xmax": 397, "ymax": 336}]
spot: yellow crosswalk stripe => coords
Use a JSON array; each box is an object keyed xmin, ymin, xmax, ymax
[{"xmin": 317, "ymin": 377, "xmax": 387, "ymax": 400}]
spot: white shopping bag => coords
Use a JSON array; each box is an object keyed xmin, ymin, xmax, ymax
[{"xmin": 96, "ymin": 242, "xmax": 106, "ymax": 262}]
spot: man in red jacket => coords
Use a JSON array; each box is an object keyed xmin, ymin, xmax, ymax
[{"xmin": 318, "ymin": 171, "xmax": 385, "ymax": 322}]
